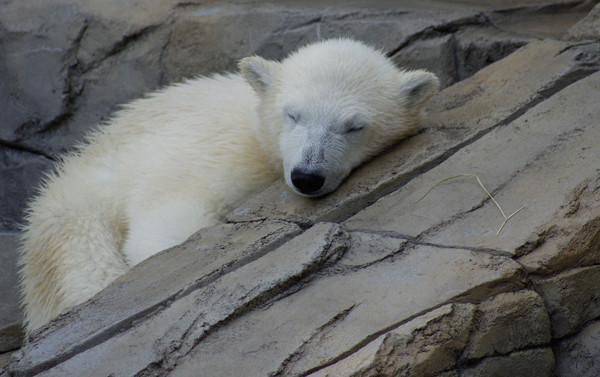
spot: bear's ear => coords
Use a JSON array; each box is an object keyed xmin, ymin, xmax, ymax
[
  {"xmin": 399, "ymin": 70, "xmax": 440, "ymax": 108},
  {"xmin": 239, "ymin": 56, "xmax": 279, "ymax": 95}
]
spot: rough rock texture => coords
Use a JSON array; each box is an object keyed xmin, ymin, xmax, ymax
[
  {"xmin": 0, "ymin": 235, "xmax": 22, "ymax": 354},
  {"xmin": 535, "ymin": 266, "xmax": 600, "ymax": 339},
  {"xmin": 313, "ymin": 304, "xmax": 478, "ymax": 377},
  {"xmin": 3, "ymin": 0, "xmax": 600, "ymax": 376},
  {"xmin": 554, "ymin": 319, "xmax": 600, "ymax": 376},
  {"xmin": 461, "ymin": 291, "xmax": 551, "ymax": 360},
  {"xmin": 565, "ymin": 2, "xmax": 600, "ymax": 40}
]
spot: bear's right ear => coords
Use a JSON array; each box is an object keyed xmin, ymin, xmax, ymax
[{"xmin": 239, "ymin": 56, "xmax": 279, "ymax": 96}]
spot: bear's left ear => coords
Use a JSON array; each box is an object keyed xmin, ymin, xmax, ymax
[
  {"xmin": 399, "ymin": 70, "xmax": 440, "ymax": 108},
  {"xmin": 239, "ymin": 56, "xmax": 279, "ymax": 96}
]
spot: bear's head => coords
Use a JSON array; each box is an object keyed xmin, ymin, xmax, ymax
[{"xmin": 240, "ymin": 39, "xmax": 439, "ymax": 197}]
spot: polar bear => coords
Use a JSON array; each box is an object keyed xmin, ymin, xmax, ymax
[{"xmin": 19, "ymin": 38, "xmax": 439, "ymax": 332}]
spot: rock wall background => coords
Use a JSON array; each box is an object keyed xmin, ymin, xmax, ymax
[{"xmin": 2, "ymin": 0, "xmax": 600, "ymax": 375}]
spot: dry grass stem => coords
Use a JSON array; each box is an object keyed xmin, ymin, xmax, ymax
[{"xmin": 416, "ymin": 174, "xmax": 525, "ymax": 236}]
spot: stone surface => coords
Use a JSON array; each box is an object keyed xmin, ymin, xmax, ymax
[
  {"xmin": 414, "ymin": 69, "xmax": 600, "ymax": 254},
  {"xmin": 518, "ymin": 205, "xmax": 600, "ymax": 275},
  {"xmin": 461, "ymin": 290, "xmax": 551, "ymax": 360},
  {"xmin": 0, "ymin": 151, "xmax": 53, "ymax": 232},
  {"xmin": 535, "ymin": 266, "xmax": 600, "ymax": 339},
  {"xmin": 554, "ymin": 319, "xmax": 600, "ymax": 377},
  {"xmin": 491, "ymin": 1, "xmax": 596, "ymax": 40},
  {"xmin": 0, "ymin": 233, "xmax": 23, "ymax": 353},
  {"xmin": 15, "ymin": 223, "xmax": 350, "ymax": 376},
  {"xmin": 344, "ymin": 44, "xmax": 600, "ymax": 257},
  {"xmin": 459, "ymin": 348, "xmax": 555, "ymax": 377},
  {"xmin": 10, "ymin": 237, "xmax": 522, "ymax": 376},
  {"xmin": 564, "ymin": 3, "xmax": 600, "ymax": 40},
  {"xmin": 388, "ymin": 22, "xmax": 531, "ymax": 89},
  {"xmin": 14, "ymin": 220, "xmax": 301, "ymax": 371},
  {"xmin": 4, "ymin": 1, "xmax": 600, "ymax": 376},
  {"xmin": 0, "ymin": 353, "xmax": 10, "ymax": 371},
  {"xmin": 165, "ymin": 246, "xmax": 520, "ymax": 377},
  {"xmin": 286, "ymin": 291, "xmax": 554, "ymax": 377},
  {"xmin": 311, "ymin": 304, "xmax": 476, "ymax": 377}
]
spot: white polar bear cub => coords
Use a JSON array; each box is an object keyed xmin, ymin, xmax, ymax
[{"xmin": 19, "ymin": 39, "xmax": 439, "ymax": 332}]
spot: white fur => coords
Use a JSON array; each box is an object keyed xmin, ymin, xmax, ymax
[{"xmin": 19, "ymin": 39, "xmax": 439, "ymax": 332}]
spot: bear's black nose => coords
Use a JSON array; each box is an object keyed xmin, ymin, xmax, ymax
[{"xmin": 291, "ymin": 169, "xmax": 325, "ymax": 195}]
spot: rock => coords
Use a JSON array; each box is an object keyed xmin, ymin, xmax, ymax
[
  {"xmin": 0, "ymin": 0, "xmax": 174, "ymax": 154},
  {"xmin": 554, "ymin": 319, "xmax": 600, "ymax": 377},
  {"xmin": 0, "ymin": 0, "xmax": 173, "ymax": 230},
  {"xmin": 564, "ymin": 3, "xmax": 600, "ymax": 40},
  {"xmin": 461, "ymin": 290, "xmax": 551, "ymax": 360},
  {"xmin": 165, "ymin": 245, "xmax": 520, "ymax": 377},
  {"xmin": 0, "ymin": 148, "xmax": 53, "ymax": 232},
  {"xmin": 391, "ymin": 34, "xmax": 458, "ymax": 89},
  {"xmin": 534, "ymin": 266, "xmax": 600, "ymax": 339},
  {"xmin": 518, "ymin": 208, "xmax": 600, "ymax": 275},
  {"xmin": 451, "ymin": 26, "xmax": 529, "ymax": 83},
  {"xmin": 11, "ymin": 222, "xmax": 346, "ymax": 376},
  {"xmin": 459, "ymin": 348, "xmax": 555, "ymax": 377},
  {"xmin": 10, "ymin": 234, "xmax": 522, "ymax": 376},
  {"xmin": 1, "ymin": 352, "xmax": 11, "ymax": 371},
  {"xmin": 336, "ymin": 231, "xmax": 405, "ymax": 267},
  {"xmin": 437, "ymin": 372, "xmax": 460, "ymax": 377},
  {"xmin": 18, "ymin": 219, "xmax": 301, "ymax": 362},
  {"xmin": 310, "ymin": 304, "xmax": 476, "ymax": 377},
  {"xmin": 343, "ymin": 41, "xmax": 600, "ymax": 256},
  {"xmin": 420, "ymin": 69, "xmax": 600, "ymax": 255},
  {"xmin": 0, "ymin": 233, "xmax": 24, "ymax": 353},
  {"xmin": 0, "ymin": 1, "xmax": 85, "ymax": 148},
  {"xmin": 389, "ymin": 23, "xmax": 530, "ymax": 90},
  {"xmin": 490, "ymin": 1, "xmax": 596, "ymax": 40},
  {"xmin": 305, "ymin": 291, "xmax": 554, "ymax": 377}
]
